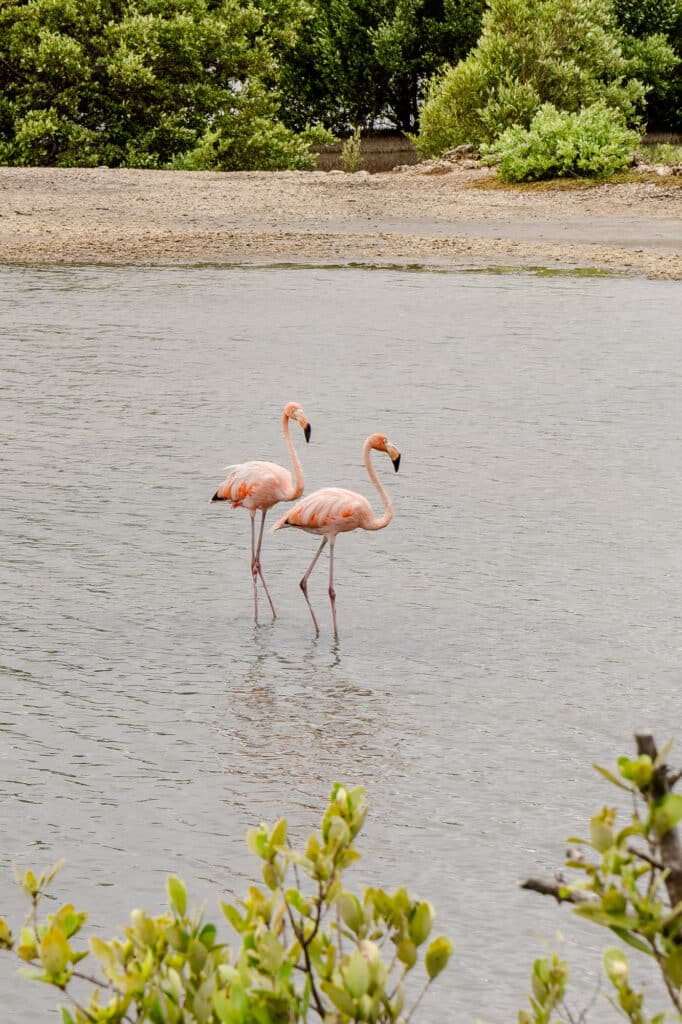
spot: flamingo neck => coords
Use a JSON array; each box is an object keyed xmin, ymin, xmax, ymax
[
  {"xmin": 363, "ymin": 438, "xmax": 393, "ymax": 531},
  {"xmin": 283, "ymin": 412, "xmax": 305, "ymax": 499}
]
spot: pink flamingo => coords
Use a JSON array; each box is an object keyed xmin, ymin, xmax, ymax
[
  {"xmin": 211, "ymin": 402, "xmax": 311, "ymax": 623},
  {"xmin": 271, "ymin": 433, "xmax": 401, "ymax": 638}
]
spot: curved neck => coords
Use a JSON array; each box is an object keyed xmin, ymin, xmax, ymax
[
  {"xmin": 364, "ymin": 438, "xmax": 393, "ymax": 531},
  {"xmin": 283, "ymin": 412, "xmax": 305, "ymax": 499}
]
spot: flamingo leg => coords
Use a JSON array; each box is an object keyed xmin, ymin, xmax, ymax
[
  {"xmin": 250, "ymin": 512, "xmax": 259, "ymax": 624},
  {"xmin": 254, "ymin": 510, "xmax": 276, "ymax": 620},
  {"xmin": 299, "ymin": 537, "xmax": 327, "ymax": 637},
  {"xmin": 328, "ymin": 536, "xmax": 338, "ymax": 638}
]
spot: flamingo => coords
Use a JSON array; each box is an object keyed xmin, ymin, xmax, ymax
[
  {"xmin": 270, "ymin": 433, "xmax": 400, "ymax": 638},
  {"xmin": 210, "ymin": 402, "xmax": 311, "ymax": 623}
]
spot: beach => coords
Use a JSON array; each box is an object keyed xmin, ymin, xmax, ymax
[{"xmin": 0, "ymin": 164, "xmax": 680, "ymax": 277}]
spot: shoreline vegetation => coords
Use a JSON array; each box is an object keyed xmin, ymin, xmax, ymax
[{"xmin": 1, "ymin": 159, "xmax": 680, "ymax": 279}]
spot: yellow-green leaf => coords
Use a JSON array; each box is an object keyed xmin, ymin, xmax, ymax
[
  {"xmin": 603, "ymin": 947, "xmax": 629, "ymax": 985},
  {"xmin": 39, "ymin": 926, "xmax": 70, "ymax": 977},
  {"xmin": 425, "ymin": 936, "xmax": 453, "ymax": 980},
  {"xmin": 321, "ymin": 981, "xmax": 356, "ymax": 1016},
  {"xmin": 167, "ymin": 876, "xmax": 187, "ymax": 917},
  {"xmin": 408, "ymin": 901, "xmax": 433, "ymax": 946},
  {"xmin": 0, "ymin": 918, "xmax": 12, "ymax": 948},
  {"xmin": 342, "ymin": 949, "xmax": 369, "ymax": 999},
  {"xmin": 338, "ymin": 892, "xmax": 364, "ymax": 933}
]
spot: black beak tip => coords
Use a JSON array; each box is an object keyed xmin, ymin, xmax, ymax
[
  {"xmin": 304, "ymin": 423, "xmax": 311, "ymax": 443},
  {"xmin": 392, "ymin": 454, "xmax": 401, "ymax": 473}
]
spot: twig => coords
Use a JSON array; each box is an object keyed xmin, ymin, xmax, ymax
[
  {"xmin": 627, "ymin": 844, "xmax": 664, "ymax": 870},
  {"xmin": 521, "ymin": 877, "xmax": 595, "ymax": 904},
  {"xmin": 404, "ymin": 978, "xmax": 431, "ymax": 1024}
]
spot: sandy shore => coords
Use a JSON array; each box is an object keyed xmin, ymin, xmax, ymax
[{"xmin": 0, "ymin": 164, "xmax": 680, "ymax": 277}]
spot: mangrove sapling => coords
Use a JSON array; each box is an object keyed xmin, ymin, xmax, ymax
[
  {"xmin": 521, "ymin": 732, "xmax": 682, "ymax": 1023},
  {"xmin": 0, "ymin": 783, "xmax": 453, "ymax": 1023}
]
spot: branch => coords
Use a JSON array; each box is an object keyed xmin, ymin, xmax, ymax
[
  {"xmin": 627, "ymin": 844, "xmax": 664, "ymax": 871},
  {"xmin": 521, "ymin": 877, "xmax": 595, "ymax": 904},
  {"xmin": 635, "ymin": 732, "xmax": 682, "ymax": 907}
]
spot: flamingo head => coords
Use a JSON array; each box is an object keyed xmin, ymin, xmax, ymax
[
  {"xmin": 370, "ymin": 433, "xmax": 401, "ymax": 472},
  {"xmin": 284, "ymin": 402, "xmax": 311, "ymax": 443}
]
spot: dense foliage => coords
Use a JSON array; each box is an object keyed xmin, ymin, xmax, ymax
[
  {"xmin": 277, "ymin": 0, "xmax": 485, "ymax": 133},
  {"xmin": 481, "ymin": 103, "xmax": 640, "ymax": 181},
  {"xmin": 0, "ymin": 0, "xmax": 678, "ymax": 169},
  {"xmin": 0, "ymin": 784, "xmax": 453, "ymax": 1023},
  {"xmin": 416, "ymin": 0, "xmax": 677, "ymax": 155},
  {"xmin": 613, "ymin": 0, "xmax": 682, "ymax": 131},
  {"xmin": 0, "ymin": 0, "xmax": 319, "ymax": 169}
]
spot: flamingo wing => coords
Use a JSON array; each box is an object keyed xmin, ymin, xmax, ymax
[
  {"xmin": 213, "ymin": 461, "xmax": 293, "ymax": 508},
  {"xmin": 271, "ymin": 487, "xmax": 371, "ymax": 534}
]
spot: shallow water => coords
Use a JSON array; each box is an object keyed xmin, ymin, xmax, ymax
[{"xmin": 2, "ymin": 265, "xmax": 682, "ymax": 1021}]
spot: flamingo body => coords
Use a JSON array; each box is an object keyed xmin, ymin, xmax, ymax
[
  {"xmin": 271, "ymin": 432, "xmax": 400, "ymax": 638},
  {"xmin": 275, "ymin": 487, "xmax": 374, "ymax": 536},
  {"xmin": 211, "ymin": 402, "xmax": 311, "ymax": 623},
  {"xmin": 214, "ymin": 461, "xmax": 299, "ymax": 511}
]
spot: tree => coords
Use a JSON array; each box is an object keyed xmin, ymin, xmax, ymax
[
  {"xmin": 276, "ymin": 0, "xmax": 484, "ymax": 133},
  {"xmin": 416, "ymin": 0, "xmax": 675, "ymax": 156},
  {"xmin": 0, "ymin": 0, "xmax": 317, "ymax": 169},
  {"xmin": 612, "ymin": 0, "xmax": 682, "ymax": 132}
]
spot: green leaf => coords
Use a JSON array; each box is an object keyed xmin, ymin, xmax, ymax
[
  {"xmin": 338, "ymin": 892, "xmax": 364, "ymax": 933},
  {"xmin": 343, "ymin": 949, "xmax": 369, "ymax": 998},
  {"xmin": 396, "ymin": 938, "xmax": 417, "ymax": 968},
  {"xmin": 590, "ymin": 818, "xmax": 614, "ymax": 853},
  {"xmin": 213, "ymin": 990, "xmax": 243, "ymax": 1024},
  {"xmin": 0, "ymin": 918, "xmax": 12, "ymax": 948},
  {"xmin": 60, "ymin": 1010, "xmax": 76, "ymax": 1024},
  {"xmin": 321, "ymin": 981, "xmax": 356, "ymax": 1016},
  {"xmin": 269, "ymin": 818, "xmax": 288, "ymax": 850},
  {"xmin": 593, "ymin": 764, "xmax": 633, "ymax": 792},
  {"xmin": 258, "ymin": 932, "xmax": 283, "ymax": 975},
  {"xmin": 665, "ymin": 947, "xmax": 682, "ymax": 989},
  {"xmin": 618, "ymin": 755, "xmax": 653, "ymax": 789},
  {"xmin": 89, "ymin": 935, "xmax": 117, "ymax": 971},
  {"xmin": 39, "ymin": 926, "xmax": 70, "ymax": 977},
  {"xmin": 199, "ymin": 923, "xmax": 217, "ymax": 948},
  {"xmin": 608, "ymin": 927, "xmax": 654, "ymax": 956},
  {"xmin": 221, "ymin": 902, "xmax": 246, "ymax": 933},
  {"xmin": 603, "ymin": 946, "xmax": 629, "ymax": 985},
  {"xmin": 652, "ymin": 794, "xmax": 682, "ymax": 836},
  {"xmin": 246, "ymin": 827, "xmax": 268, "ymax": 859},
  {"xmin": 167, "ymin": 876, "xmax": 187, "ymax": 917},
  {"xmin": 408, "ymin": 901, "xmax": 433, "ymax": 946},
  {"xmin": 425, "ymin": 936, "xmax": 453, "ymax": 979}
]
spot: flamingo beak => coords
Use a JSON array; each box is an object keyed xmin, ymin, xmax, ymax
[
  {"xmin": 386, "ymin": 442, "xmax": 401, "ymax": 472},
  {"xmin": 304, "ymin": 422, "xmax": 311, "ymax": 443}
]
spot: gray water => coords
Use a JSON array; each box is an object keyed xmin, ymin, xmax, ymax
[{"xmin": 2, "ymin": 264, "xmax": 682, "ymax": 1022}]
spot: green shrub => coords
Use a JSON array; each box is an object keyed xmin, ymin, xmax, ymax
[
  {"xmin": 417, "ymin": 0, "xmax": 652, "ymax": 156},
  {"xmin": 341, "ymin": 128, "xmax": 363, "ymax": 172},
  {"xmin": 0, "ymin": 784, "xmax": 453, "ymax": 1023},
  {"xmin": 480, "ymin": 103, "xmax": 640, "ymax": 181}
]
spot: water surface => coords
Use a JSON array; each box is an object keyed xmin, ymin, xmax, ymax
[{"xmin": 2, "ymin": 265, "xmax": 682, "ymax": 1021}]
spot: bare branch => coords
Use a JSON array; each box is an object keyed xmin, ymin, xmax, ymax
[
  {"xmin": 627, "ymin": 844, "xmax": 664, "ymax": 871},
  {"xmin": 521, "ymin": 877, "xmax": 595, "ymax": 904}
]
